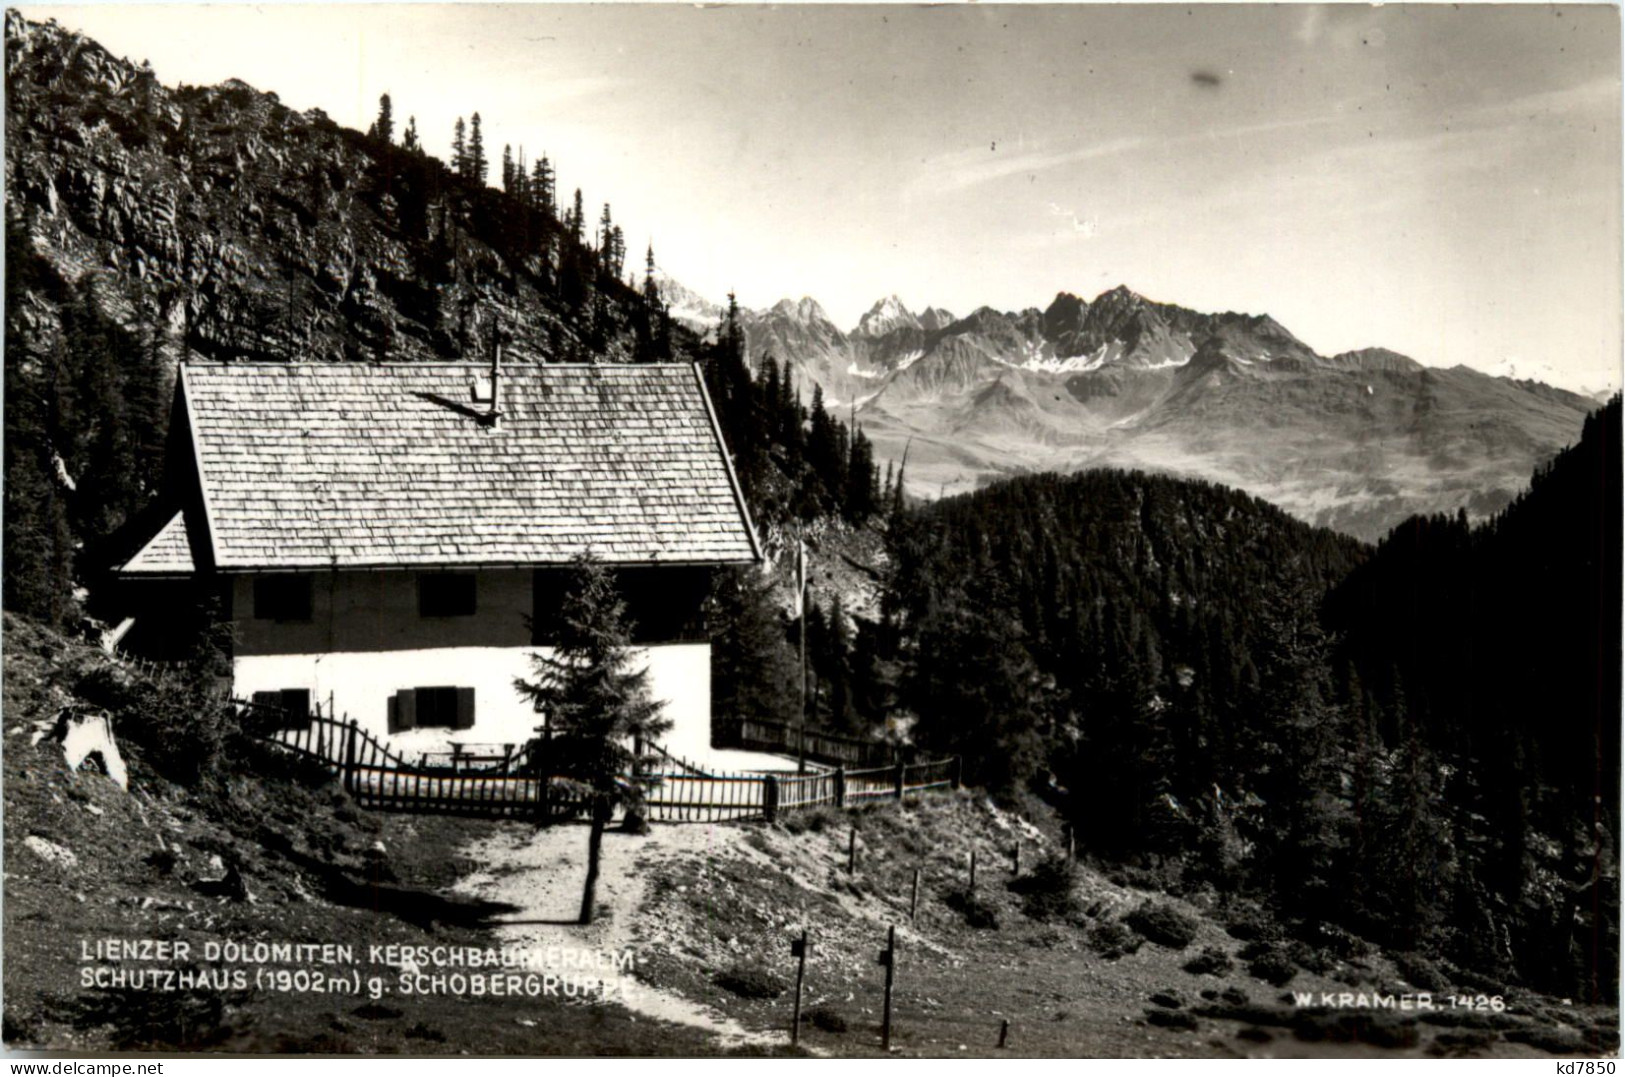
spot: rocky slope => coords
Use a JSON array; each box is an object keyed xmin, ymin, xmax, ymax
[
  {"xmin": 728, "ymin": 283, "xmax": 1599, "ymax": 541},
  {"xmin": 4, "ymin": 13, "xmax": 663, "ymax": 378}
]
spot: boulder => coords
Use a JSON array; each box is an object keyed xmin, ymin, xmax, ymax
[{"xmin": 24, "ymin": 835, "xmax": 78, "ymax": 870}]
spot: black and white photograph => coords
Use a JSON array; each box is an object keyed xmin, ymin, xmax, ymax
[{"xmin": 2, "ymin": 1, "xmax": 1620, "ymax": 1061}]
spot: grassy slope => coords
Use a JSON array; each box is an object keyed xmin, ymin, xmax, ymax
[
  {"xmin": 1, "ymin": 614, "xmax": 719, "ymax": 1055},
  {"xmin": 623, "ymin": 794, "xmax": 1620, "ymax": 1058}
]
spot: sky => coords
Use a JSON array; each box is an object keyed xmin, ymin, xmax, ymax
[{"xmin": 20, "ymin": 3, "xmax": 1625, "ymax": 392}]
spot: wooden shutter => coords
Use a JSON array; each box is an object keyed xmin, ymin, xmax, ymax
[
  {"xmin": 454, "ymin": 687, "xmax": 476, "ymax": 730},
  {"xmin": 251, "ymin": 690, "xmax": 281, "ymax": 710},
  {"xmin": 280, "ymin": 689, "xmax": 313, "ymax": 729},
  {"xmin": 388, "ymin": 690, "xmax": 417, "ymax": 733}
]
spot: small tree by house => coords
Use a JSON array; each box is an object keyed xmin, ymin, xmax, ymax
[{"xmin": 514, "ymin": 553, "xmax": 669, "ymax": 924}]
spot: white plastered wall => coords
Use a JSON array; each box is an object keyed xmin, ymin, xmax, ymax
[
  {"xmin": 229, "ymin": 570, "xmax": 710, "ymax": 753},
  {"xmin": 234, "ymin": 643, "xmax": 711, "ymax": 754}
]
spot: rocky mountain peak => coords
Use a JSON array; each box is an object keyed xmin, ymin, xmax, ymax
[
  {"xmin": 652, "ymin": 269, "xmax": 725, "ymax": 336},
  {"xmin": 1092, "ymin": 284, "xmax": 1146, "ymax": 309},
  {"xmin": 1042, "ymin": 291, "xmax": 1088, "ymax": 339},
  {"xmin": 855, "ymin": 294, "xmax": 919, "ymax": 337},
  {"xmin": 770, "ymin": 296, "xmax": 835, "ymax": 327},
  {"xmin": 917, "ymin": 306, "xmax": 957, "ymax": 332}
]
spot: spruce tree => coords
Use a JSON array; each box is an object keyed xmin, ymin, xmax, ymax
[
  {"xmin": 513, "ymin": 554, "xmax": 669, "ymax": 923},
  {"xmin": 533, "ymin": 155, "xmax": 556, "ymax": 218},
  {"xmin": 570, "ymin": 188, "xmax": 585, "ymax": 246},
  {"xmin": 402, "ymin": 115, "xmax": 419, "ymax": 153},
  {"xmin": 452, "ymin": 117, "xmax": 467, "ymax": 175},
  {"xmin": 707, "ymin": 566, "xmax": 799, "ymax": 729},
  {"xmin": 502, "ymin": 144, "xmax": 514, "ymax": 193},
  {"xmin": 374, "ymin": 93, "xmax": 393, "ymax": 144},
  {"xmin": 469, "ymin": 112, "xmax": 488, "ymax": 184}
]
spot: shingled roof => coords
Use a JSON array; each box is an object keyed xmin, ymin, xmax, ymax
[
  {"xmin": 119, "ymin": 511, "xmax": 196, "ymax": 575},
  {"xmin": 129, "ymin": 362, "xmax": 760, "ymax": 571}
]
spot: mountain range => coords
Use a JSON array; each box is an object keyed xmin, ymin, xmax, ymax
[
  {"xmin": 726, "ymin": 285, "xmax": 1603, "ymax": 541},
  {"xmin": 2, "ymin": 12, "xmax": 1607, "ymax": 546}
]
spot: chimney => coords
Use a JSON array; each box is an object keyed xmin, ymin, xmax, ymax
[
  {"xmin": 470, "ymin": 323, "xmax": 503, "ymax": 427},
  {"xmin": 488, "ymin": 333, "xmax": 502, "ymax": 427}
]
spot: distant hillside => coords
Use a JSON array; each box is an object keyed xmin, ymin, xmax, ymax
[{"xmin": 724, "ymin": 282, "xmax": 1598, "ymax": 541}]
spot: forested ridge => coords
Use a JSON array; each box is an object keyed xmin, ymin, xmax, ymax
[{"xmin": 850, "ymin": 402, "xmax": 1619, "ymax": 1002}]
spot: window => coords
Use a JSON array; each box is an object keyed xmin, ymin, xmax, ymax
[
  {"xmin": 253, "ymin": 575, "xmax": 312, "ymax": 622},
  {"xmin": 388, "ymin": 687, "xmax": 474, "ymax": 732},
  {"xmin": 419, "ymin": 573, "xmax": 476, "ymax": 617},
  {"xmin": 250, "ymin": 688, "xmax": 311, "ymax": 729},
  {"xmin": 532, "ymin": 567, "xmax": 708, "ymax": 645}
]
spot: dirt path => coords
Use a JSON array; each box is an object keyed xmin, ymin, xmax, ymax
[{"xmin": 455, "ymin": 821, "xmax": 786, "ymax": 1050}]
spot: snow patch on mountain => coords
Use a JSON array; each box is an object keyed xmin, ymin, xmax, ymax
[{"xmin": 653, "ymin": 268, "xmax": 725, "ymax": 335}]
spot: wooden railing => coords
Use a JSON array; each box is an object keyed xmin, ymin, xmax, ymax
[
  {"xmin": 244, "ymin": 704, "xmax": 958, "ymax": 825},
  {"xmin": 713, "ymin": 717, "xmax": 903, "ymax": 769}
]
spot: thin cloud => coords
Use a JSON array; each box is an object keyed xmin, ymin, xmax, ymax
[
  {"xmin": 914, "ymin": 114, "xmax": 1340, "ymax": 199},
  {"xmin": 918, "ymin": 136, "xmax": 1148, "ymax": 196}
]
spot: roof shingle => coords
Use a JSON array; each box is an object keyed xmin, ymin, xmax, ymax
[{"xmin": 174, "ymin": 362, "xmax": 759, "ymax": 570}]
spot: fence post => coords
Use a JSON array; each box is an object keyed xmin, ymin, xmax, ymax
[
  {"xmin": 342, "ymin": 719, "xmax": 358, "ymax": 796},
  {"xmin": 1012, "ymin": 840, "xmax": 1021, "ymax": 876},
  {"xmin": 893, "ymin": 761, "xmax": 906, "ymax": 801},
  {"xmin": 1065, "ymin": 823, "xmax": 1075, "ymax": 862},
  {"xmin": 879, "ymin": 925, "xmax": 897, "ymax": 1052},
  {"xmin": 536, "ymin": 734, "xmax": 551, "ymax": 825},
  {"xmin": 968, "ymin": 849, "xmax": 977, "ymax": 894},
  {"xmin": 834, "ymin": 766, "xmax": 846, "ymax": 808},
  {"xmin": 998, "ymin": 1018, "xmax": 1010, "ymax": 1049},
  {"xmin": 952, "ymin": 756, "xmax": 963, "ymax": 790},
  {"xmin": 848, "ymin": 823, "xmax": 858, "ymax": 875},
  {"xmin": 910, "ymin": 868, "xmax": 921, "ymax": 924},
  {"xmin": 763, "ymin": 775, "xmax": 779, "ymax": 824}
]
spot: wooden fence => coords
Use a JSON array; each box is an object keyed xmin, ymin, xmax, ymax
[{"xmin": 246, "ymin": 704, "xmax": 959, "ymax": 825}]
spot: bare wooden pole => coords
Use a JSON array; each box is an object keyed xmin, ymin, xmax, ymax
[
  {"xmin": 910, "ymin": 868, "xmax": 921, "ymax": 923},
  {"xmin": 795, "ymin": 527, "xmax": 809, "ymax": 775},
  {"xmin": 969, "ymin": 849, "xmax": 977, "ymax": 893},
  {"xmin": 998, "ymin": 1018, "xmax": 1010, "ymax": 1049},
  {"xmin": 848, "ymin": 823, "xmax": 858, "ymax": 874},
  {"xmin": 791, "ymin": 929, "xmax": 809, "ymax": 1046}
]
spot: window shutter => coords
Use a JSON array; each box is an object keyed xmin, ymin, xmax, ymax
[
  {"xmin": 388, "ymin": 690, "xmax": 417, "ymax": 733},
  {"xmin": 251, "ymin": 690, "xmax": 281, "ymax": 710},
  {"xmin": 454, "ymin": 688, "xmax": 476, "ymax": 730}
]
